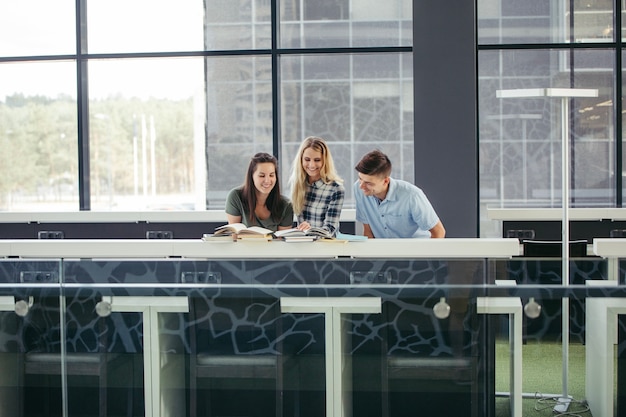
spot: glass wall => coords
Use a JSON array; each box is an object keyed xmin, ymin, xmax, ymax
[
  {"xmin": 0, "ymin": 0, "xmax": 412, "ymax": 211},
  {"xmin": 477, "ymin": 0, "xmax": 621, "ymax": 237}
]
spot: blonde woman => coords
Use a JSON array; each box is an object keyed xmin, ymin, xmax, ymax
[{"xmin": 289, "ymin": 136, "xmax": 345, "ymax": 236}]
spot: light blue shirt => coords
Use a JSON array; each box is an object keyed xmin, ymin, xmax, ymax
[{"xmin": 353, "ymin": 178, "xmax": 440, "ymax": 238}]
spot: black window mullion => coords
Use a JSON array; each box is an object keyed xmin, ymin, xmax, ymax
[
  {"xmin": 76, "ymin": 0, "xmax": 90, "ymax": 210},
  {"xmin": 271, "ymin": 0, "xmax": 281, "ymax": 161},
  {"xmin": 616, "ymin": 0, "xmax": 623, "ymax": 207}
]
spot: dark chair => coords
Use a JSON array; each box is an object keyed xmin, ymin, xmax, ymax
[
  {"xmin": 188, "ymin": 296, "xmax": 283, "ymax": 417},
  {"xmin": 349, "ymin": 260, "xmax": 480, "ymax": 417},
  {"xmin": 20, "ymin": 296, "xmax": 135, "ymax": 417},
  {"xmin": 383, "ymin": 261, "xmax": 482, "ymax": 417}
]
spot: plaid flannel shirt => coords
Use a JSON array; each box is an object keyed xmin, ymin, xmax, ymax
[{"xmin": 297, "ymin": 179, "xmax": 345, "ymax": 236}]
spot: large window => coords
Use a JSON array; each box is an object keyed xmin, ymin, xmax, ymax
[
  {"xmin": 280, "ymin": 52, "xmax": 413, "ymax": 204},
  {"xmin": 477, "ymin": 0, "xmax": 620, "ymax": 237},
  {"xmin": 0, "ymin": 0, "xmax": 412, "ymax": 211}
]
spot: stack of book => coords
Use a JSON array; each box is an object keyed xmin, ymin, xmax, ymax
[{"xmin": 274, "ymin": 227, "xmax": 333, "ymax": 242}]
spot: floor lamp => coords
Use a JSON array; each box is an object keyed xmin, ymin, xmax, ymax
[{"xmin": 496, "ymin": 87, "xmax": 599, "ymax": 412}]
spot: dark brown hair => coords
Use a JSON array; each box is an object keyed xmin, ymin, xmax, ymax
[
  {"xmin": 355, "ymin": 149, "xmax": 392, "ymax": 178},
  {"xmin": 241, "ymin": 152, "xmax": 285, "ymax": 223}
]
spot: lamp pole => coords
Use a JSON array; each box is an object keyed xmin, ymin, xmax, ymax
[{"xmin": 496, "ymin": 87, "xmax": 598, "ymax": 411}]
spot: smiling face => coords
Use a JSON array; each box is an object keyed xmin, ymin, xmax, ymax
[
  {"xmin": 302, "ymin": 147, "xmax": 324, "ymax": 182},
  {"xmin": 252, "ymin": 162, "xmax": 277, "ymax": 196},
  {"xmin": 357, "ymin": 172, "xmax": 390, "ymax": 200}
]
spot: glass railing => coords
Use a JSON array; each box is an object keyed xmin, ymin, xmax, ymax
[{"xmin": 0, "ymin": 239, "xmax": 623, "ymax": 417}]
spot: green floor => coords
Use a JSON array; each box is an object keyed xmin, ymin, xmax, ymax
[{"xmin": 495, "ymin": 340, "xmax": 596, "ymax": 416}]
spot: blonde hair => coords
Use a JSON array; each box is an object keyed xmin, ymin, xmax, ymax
[{"xmin": 289, "ymin": 136, "xmax": 343, "ymax": 215}]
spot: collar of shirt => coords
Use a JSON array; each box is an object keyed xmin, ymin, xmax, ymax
[
  {"xmin": 309, "ymin": 178, "xmax": 325, "ymax": 188},
  {"xmin": 378, "ymin": 177, "xmax": 397, "ymax": 203}
]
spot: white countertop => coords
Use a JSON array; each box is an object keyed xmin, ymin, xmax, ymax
[
  {"xmin": 0, "ymin": 238, "xmax": 520, "ymax": 259},
  {"xmin": 487, "ymin": 208, "xmax": 626, "ymax": 221},
  {"xmin": 593, "ymin": 238, "xmax": 626, "ymax": 258}
]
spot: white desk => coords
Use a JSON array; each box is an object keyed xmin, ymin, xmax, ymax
[
  {"xmin": 594, "ymin": 238, "xmax": 626, "ymax": 258},
  {"xmin": 0, "ymin": 296, "xmax": 14, "ymax": 311},
  {"xmin": 593, "ymin": 238, "xmax": 626, "ymax": 281},
  {"xmin": 0, "ymin": 238, "xmax": 521, "ymax": 417},
  {"xmin": 574, "ymin": 240, "xmax": 626, "ymax": 415},
  {"xmin": 585, "ymin": 281, "xmax": 626, "ymax": 417},
  {"xmin": 488, "ymin": 207, "xmax": 626, "ymax": 221},
  {"xmin": 280, "ymin": 297, "xmax": 381, "ymax": 417},
  {"xmin": 0, "ymin": 297, "xmax": 19, "ymax": 417},
  {"xmin": 0, "ymin": 294, "xmax": 188, "ymax": 417},
  {"xmin": 477, "ymin": 280, "xmax": 522, "ymax": 417},
  {"xmin": 103, "ymin": 296, "xmax": 189, "ymax": 417},
  {"xmin": 0, "ymin": 238, "xmax": 520, "ymax": 259}
]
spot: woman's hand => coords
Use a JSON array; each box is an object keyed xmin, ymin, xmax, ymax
[{"xmin": 297, "ymin": 221, "xmax": 311, "ymax": 231}]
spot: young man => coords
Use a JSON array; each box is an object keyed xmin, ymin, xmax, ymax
[{"xmin": 353, "ymin": 150, "xmax": 445, "ymax": 239}]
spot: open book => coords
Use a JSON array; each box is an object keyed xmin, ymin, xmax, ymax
[
  {"xmin": 274, "ymin": 227, "xmax": 334, "ymax": 240},
  {"xmin": 213, "ymin": 223, "xmax": 274, "ymax": 239}
]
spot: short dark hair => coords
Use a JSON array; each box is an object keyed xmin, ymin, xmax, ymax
[{"xmin": 355, "ymin": 150, "xmax": 392, "ymax": 177}]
